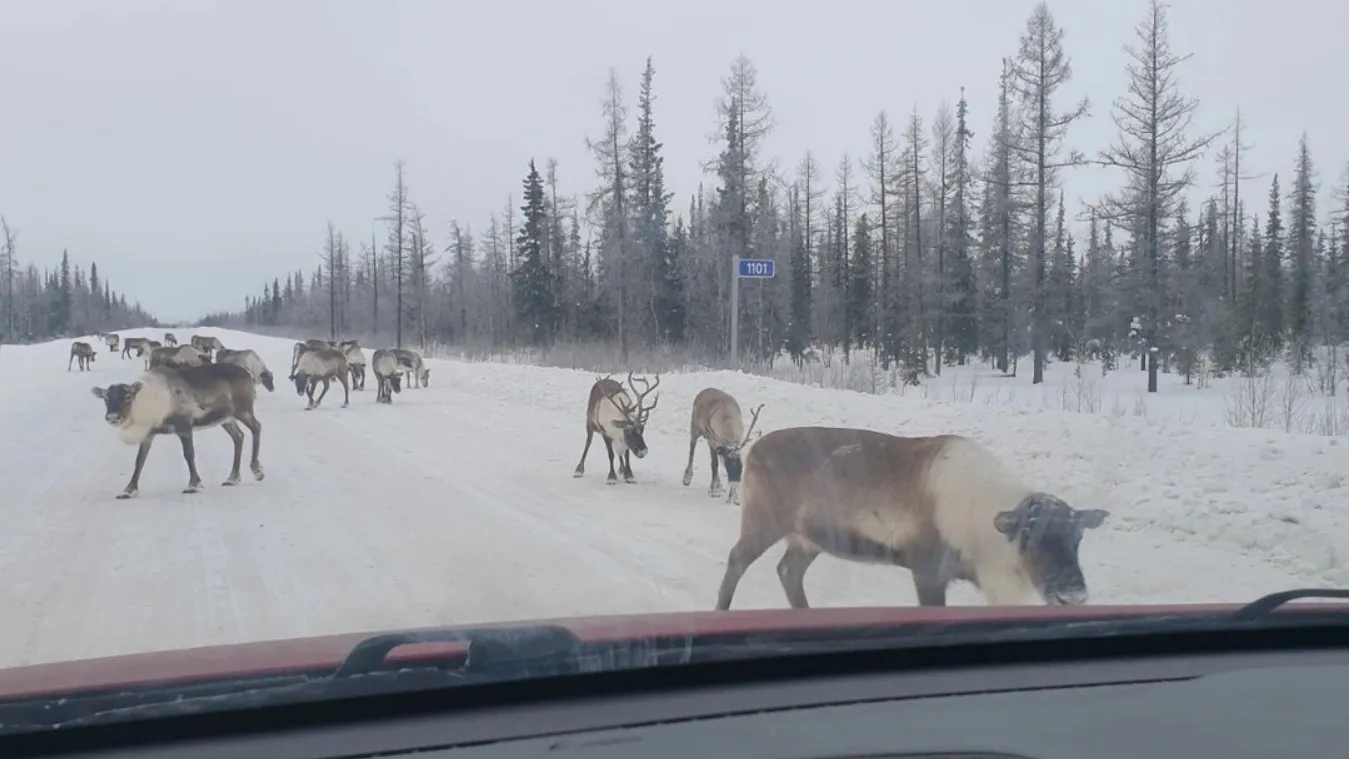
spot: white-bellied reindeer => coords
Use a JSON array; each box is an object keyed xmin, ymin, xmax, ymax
[
  {"xmin": 370, "ymin": 348, "xmax": 402, "ymax": 403},
  {"xmin": 713, "ymin": 427, "xmax": 1110, "ymax": 611},
  {"xmin": 290, "ymin": 339, "xmax": 334, "ymax": 377},
  {"xmin": 90, "ymin": 362, "xmax": 265, "ymax": 499},
  {"xmin": 99, "ymin": 333, "xmax": 120, "ymax": 354},
  {"xmin": 290, "ymin": 344, "xmax": 350, "ymax": 410},
  {"xmin": 215, "ymin": 348, "xmax": 275, "ymax": 392},
  {"xmin": 682, "ymin": 388, "xmax": 763, "ymax": 502},
  {"xmin": 134, "ymin": 339, "xmax": 164, "ymax": 368},
  {"xmin": 339, "ymin": 340, "xmax": 366, "ymax": 390},
  {"xmin": 390, "ymin": 348, "xmax": 430, "ymax": 388},
  {"xmin": 573, "ymin": 372, "xmax": 661, "ymax": 485},
  {"xmin": 189, "ymin": 335, "xmax": 223, "ymax": 360},
  {"xmin": 121, "ymin": 336, "xmax": 152, "ymax": 359},
  {"xmin": 163, "ymin": 332, "xmax": 178, "ymax": 346},
  {"xmin": 148, "ymin": 344, "xmax": 209, "ymax": 370},
  {"xmin": 68, "ymin": 341, "xmax": 96, "ymax": 371}
]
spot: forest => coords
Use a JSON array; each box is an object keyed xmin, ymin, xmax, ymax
[
  {"xmin": 0, "ymin": 217, "xmax": 159, "ymax": 342},
  {"xmin": 201, "ymin": 0, "xmax": 1348, "ymax": 396}
]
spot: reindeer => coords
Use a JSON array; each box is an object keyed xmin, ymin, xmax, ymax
[
  {"xmin": 682, "ymin": 388, "xmax": 764, "ymax": 502},
  {"xmin": 390, "ymin": 348, "xmax": 430, "ymax": 388},
  {"xmin": 290, "ymin": 339, "xmax": 334, "ymax": 377},
  {"xmin": 148, "ymin": 344, "xmax": 209, "ymax": 370},
  {"xmin": 291, "ymin": 345, "xmax": 350, "ymax": 410},
  {"xmin": 121, "ymin": 336, "xmax": 152, "ymax": 359},
  {"xmin": 370, "ymin": 348, "xmax": 403, "ymax": 403},
  {"xmin": 189, "ymin": 335, "xmax": 223, "ymax": 360},
  {"xmin": 134, "ymin": 339, "xmax": 164, "ymax": 368},
  {"xmin": 215, "ymin": 348, "xmax": 275, "ymax": 392},
  {"xmin": 99, "ymin": 333, "xmax": 120, "ymax": 353},
  {"xmin": 573, "ymin": 372, "xmax": 660, "ymax": 485},
  {"xmin": 339, "ymin": 339, "xmax": 367, "ymax": 390},
  {"xmin": 713, "ymin": 427, "xmax": 1110, "ymax": 611},
  {"xmin": 163, "ymin": 332, "xmax": 178, "ymax": 346},
  {"xmin": 68, "ymin": 341, "xmax": 96, "ymax": 371},
  {"xmin": 90, "ymin": 362, "xmax": 265, "ymax": 499}
]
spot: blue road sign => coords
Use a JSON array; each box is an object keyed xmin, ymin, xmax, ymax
[{"xmin": 737, "ymin": 258, "xmax": 776, "ymax": 279}]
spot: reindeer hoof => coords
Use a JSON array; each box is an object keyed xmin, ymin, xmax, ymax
[
  {"xmin": 624, "ymin": 477, "xmax": 637, "ymax": 485},
  {"xmin": 115, "ymin": 491, "xmax": 136, "ymax": 500},
  {"xmin": 682, "ymin": 472, "xmax": 693, "ymax": 486},
  {"xmin": 252, "ymin": 468, "xmax": 265, "ymax": 481},
  {"xmin": 221, "ymin": 478, "xmax": 239, "ymax": 487},
  {"xmin": 183, "ymin": 486, "xmax": 201, "ymax": 494},
  {"xmin": 573, "ymin": 470, "xmax": 584, "ymax": 478},
  {"xmin": 710, "ymin": 486, "xmax": 725, "ymax": 498},
  {"xmin": 606, "ymin": 477, "xmax": 618, "ymax": 485}
]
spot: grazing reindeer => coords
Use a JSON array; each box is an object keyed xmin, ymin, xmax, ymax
[
  {"xmin": 215, "ymin": 348, "xmax": 275, "ymax": 392},
  {"xmin": 121, "ymin": 336, "xmax": 151, "ymax": 359},
  {"xmin": 189, "ymin": 335, "xmax": 223, "ymax": 360},
  {"xmin": 713, "ymin": 427, "xmax": 1110, "ymax": 611},
  {"xmin": 573, "ymin": 371, "xmax": 661, "ymax": 485},
  {"xmin": 371, "ymin": 348, "xmax": 403, "ymax": 403},
  {"xmin": 390, "ymin": 348, "xmax": 430, "ymax": 388},
  {"xmin": 163, "ymin": 332, "xmax": 178, "ymax": 346},
  {"xmin": 99, "ymin": 333, "xmax": 120, "ymax": 353},
  {"xmin": 682, "ymin": 388, "xmax": 764, "ymax": 502},
  {"xmin": 148, "ymin": 344, "xmax": 209, "ymax": 370},
  {"xmin": 90, "ymin": 363, "xmax": 265, "ymax": 499},
  {"xmin": 68, "ymin": 341, "xmax": 97, "ymax": 371},
  {"xmin": 291, "ymin": 346, "xmax": 350, "ymax": 410},
  {"xmin": 339, "ymin": 340, "xmax": 367, "ymax": 390}
]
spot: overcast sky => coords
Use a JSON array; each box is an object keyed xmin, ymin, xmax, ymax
[{"xmin": 1, "ymin": 0, "xmax": 1345, "ymax": 323}]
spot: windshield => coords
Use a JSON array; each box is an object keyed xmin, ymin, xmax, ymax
[{"xmin": 0, "ymin": 0, "xmax": 1346, "ymax": 730}]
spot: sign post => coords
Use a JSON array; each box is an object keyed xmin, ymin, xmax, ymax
[{"xmin": 729, "ymin": 255, "xmax": 776, "ymax": 366}]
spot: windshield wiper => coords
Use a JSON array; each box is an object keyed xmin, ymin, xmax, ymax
[{"xmin": 1232, "ymin": 588, "xmax": 1349, "ymax": 619}]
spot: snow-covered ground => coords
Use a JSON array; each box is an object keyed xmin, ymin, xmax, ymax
[{"xmin": 0, "ymin": 327, "xmax": 1346, "ymax": 669}]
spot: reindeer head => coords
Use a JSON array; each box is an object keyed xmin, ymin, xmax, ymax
[
  {"xmin": 389, "ymin": 373, "xmax": 402, "ymax": 393},
  {"xmin": 419, "ymin": 367, "xmax": 430, "ymax": 386},
  {"xmin": 993, "ymin": 494, "xmax": 1109, "ymax": 606},
  {"xmin": 91, "ymin": 383, "xmax": 141, "ymax": 426},
  {"xmin": 292, "ymin": 372, "xmax": 310, "ymax": 396},
  {"xmin": 259, "ymin": 370, "xmax": 275, "ymax": 392},
  {"xmin": 603, "ymin": 372, "xmax": 660, "ymax": 458}
]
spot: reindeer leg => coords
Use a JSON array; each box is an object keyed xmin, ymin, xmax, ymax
[
  {"xmin": 622, "ymin": 451, "xmax": 636, "ymax": 484},
  {"xmin": 603, "ymin": 438, "xmax": 618, "ymax": 485},
  {"xmin": 340, "ymin": 374, "xmax": 350, "ymax": 407},
  {"xmin": 239, "ymin": 411, "xmax": 265, "ymax": 480},
  {"xmin": 67, "ymin": 353, "xmax": 73, "ymax": 371},
  {"xmin": 708, "ymin": 443, "xmax": 724, "ymax": 497},
  {"xmin": 314, "ymin": 377, "xmax": 332, "ymax": 407},
  {"xmin": 220, "ymin": 420, "xmax": 244, "ymax": 485},
  {"xmin": 117, "ymin": 439, "xmax": 155, "ymax": 499},
  {"xmin": 714, "ymin": 527, "xmax": 784, "ymax": 611},
  {"xmin": 573, "ymin": 427, "xmax": 595, "ymax": 477},
  {"xmin": 776, "ymin": 539, "xmax": 820, "ymax": 609},
  {"xmin": 176, "ymin": 427, "xmax": 204, "ymax": 494},
  {"xmin": 682, "ymin": 432, "xmax": 698, "ymax": 486}
]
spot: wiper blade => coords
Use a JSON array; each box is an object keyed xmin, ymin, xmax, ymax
[
  {"xmin": 334, "ymin": 624, "xmax": 587, "ymax": 678},
  {"xmin": 1233, "ymin": 588, "xmax": 1349, "ymax": 620}
]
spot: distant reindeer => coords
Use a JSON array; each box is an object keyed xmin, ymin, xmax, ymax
[
  {"xmin": 189, "ymin": 335, "xmax": 223, "ymax": 360},
  {"xmin": 370, "ymin": 348, "xmax": 403, "ymax": 403},
  {"xmin": 68, "ymin": 341, "xmax": 96, "ymax": 372},
  {"xmin": 291, "ymin": 338, "xmax": 334, "ymax": 377},
  {"xmin": 573, "ymin": 371, "xmax": 660, "ymax": 485},
  {"xmin": 99, "ymin": 333, "xmax": 120, "ymax": 353},
  {"xmin": 148, "ymin": 344, "xmax": 210, "ymax": 371},
  {"xmin": 339, "ymin": 339, "xmax": 367, "ymax": 390},
  {"xmin": 682, "ymin": 388, "xmax": 764, "ymax": 502},
  {"xmin": 713, "ymin": 427, "xmax": 1110, "ymax": 611},
  {"xmin": 134, "ymin": 339, "xmax": 164, "ymax": 368},
  {"xmin": 121, "ymin": 336, "xmax": 151, "ymax": 359},
  {"xmin": 90, "ymin": 363, "xmax": 265, "ymax": 499},
  {"xmin": 215, "ymin": 348, "xmax": 275, "ymax": 392},
  {"xmin": 163, "ymin": 332, "xmax": 178, "ymax": 346},
  {"xmin": 290, "ymin": 344, "xmax": 350, "ymax": 410},
  {"xmin": 390, "ymin": 348, "xmax": 430, "ymax": 388}
]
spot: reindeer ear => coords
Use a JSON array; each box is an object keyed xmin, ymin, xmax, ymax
[
  {"xmin": 992, "ymin": 510, "xmax": 1021, "ymax": 538},
  {"xmin": 90, "ymin": 386, "xmax": 106, "ymax": 399},
  {"xmin": 127, "ymin": 381, "xmax": 143, "ymax": 398}
]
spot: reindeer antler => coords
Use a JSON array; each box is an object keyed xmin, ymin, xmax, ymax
[
  {"xmin": 626, "ymin": 371, "xmax": 661, "ymax": 424},
  {"xmin": 738, "ymin": 403, "xmax": 765, "ymax": 449}
]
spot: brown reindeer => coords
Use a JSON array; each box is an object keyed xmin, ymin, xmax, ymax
[
  {"xmin": 291, "ymin": 346, "xmax": 350, "ymax": 410},
  {"xmin": 573, "ymin": 371, "xmax": 660, "ymax": 485},
  {"xmin": 339, "ymin": 339, "xmax": 367, "ymax": 390},
  {"xmin": 290, "ymin": 339, "xmax": 334, "ymax": 377},
  {"xmin": 370, "ymin": 348, "xmax": 403, "ymax": 403},
  {"xmin": 148, "ymin": 344, "xmax": 209, "ymax": 370},
  {"xmin": 713, "ymin": 426, "xmax": 1110, "ymax": 611},
  {"xmin": 90, "ymin": 362, "xmax": 265, "ymax": 499},
  {"xmin": 99, "ymin": 333, "xmax": 120, "ymax": 353},
  {"xmin": 189, "ymin": 335, "xmax": 223, "ymax": 360},
  {"xmin": 134, "ymin": 339, "xmax": 164, "ymax": 369},
  {"xmin": 68, "ymin": 341, "xmax": 96, "ymax": 371},
  {"xmin": 215, "ymin": 348, "xmax": 275, "ymax": 392},
  {"xmin": 121, "ymin": 336, "xmax": 151, "ymax": 359},
  {"xmin": 682, "ymin": 388, "xmax": 763, "ymax": 502}
]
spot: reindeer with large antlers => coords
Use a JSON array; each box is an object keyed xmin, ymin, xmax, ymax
[
  {"xmin": 573, "ymin": 371, "xmax": 661, "ymax": 485},
  {"xmin": 682, "ymin": 387, "xmax": 764, "ymax": 503}
]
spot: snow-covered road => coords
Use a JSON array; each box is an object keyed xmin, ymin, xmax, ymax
[{"xmin": 0, "ymin": 327, "xmax": 1345, "ymax": 668}]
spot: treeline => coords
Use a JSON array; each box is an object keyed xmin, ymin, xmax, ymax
[
  {"xmin": 206, "ymin": 0, "xmax": 1349, "ymax": 394},
  {"xmin": 0, "ymin": 217, "xmax": 159, "ymax": 342}
]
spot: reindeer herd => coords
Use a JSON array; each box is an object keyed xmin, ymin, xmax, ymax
[{"xmin": 72, "ymin": 330, "xmax": 1115, "ymax": 610}]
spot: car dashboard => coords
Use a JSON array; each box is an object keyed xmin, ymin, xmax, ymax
[{"xmin": 19, "ymin": 642, "xmax": 1349, "ymax": 759}]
